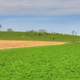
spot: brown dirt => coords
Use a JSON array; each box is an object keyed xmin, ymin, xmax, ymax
[{"xmin": 0, "ymin": 40, "xmax": 65, "ymax": 50}]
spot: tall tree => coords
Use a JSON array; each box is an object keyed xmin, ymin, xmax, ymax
[{"xmin": 72, "ymin": 30, "xmax": 77, "ymax": 35}]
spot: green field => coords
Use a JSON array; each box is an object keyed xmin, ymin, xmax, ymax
[
  {"xmin": 0, "ymin": 31, "xmax": 79, "ymax": 41},
  {"xmin": 0, "ymin": 43, "xmax": 80, "ymax": 80},
  {"xmin": 0, "ymin": 31, "xmax": 80, "ymax": 80}
]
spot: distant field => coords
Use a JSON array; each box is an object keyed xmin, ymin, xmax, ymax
[
  {"xmin": 0, "ymin": 43, "xmax": 80, "ymax": 80},
  {"xmin": 0, "ymin": 31, "xmax": 79, "ymax": 41}
]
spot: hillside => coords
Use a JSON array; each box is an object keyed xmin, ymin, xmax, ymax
[{"xmin": 0, "ymin": 31, "xmax": 79, "ymax": 42}]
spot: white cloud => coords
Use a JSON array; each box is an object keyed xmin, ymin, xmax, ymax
[
  {"xmin": 0, "ymin": 0, "xmax": 32, "ymax": 15},
  {"xmin": 0, "ymin": 0, "xmax": 80, "ymax": 16}
]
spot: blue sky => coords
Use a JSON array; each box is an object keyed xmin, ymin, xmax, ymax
[
  {"xmin": 0, "ymin": 16, "xmax": 80, "ymax": 34},
  {"xmin": 0, "ymin": 0, "xmax": 80, "ymax": 34}
]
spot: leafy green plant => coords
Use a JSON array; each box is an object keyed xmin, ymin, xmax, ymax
[{"xmin": 0, "ymin": 43, "xmax": 80, "ymax": 80}]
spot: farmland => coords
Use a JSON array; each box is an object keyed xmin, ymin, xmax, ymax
[
  {"xmin": 0, "ymin": 43, "xmax": 80, "ymax": 80},
  {"xmin": 0, "ymin": 31, "xmax": 80, "ymax": 80}
]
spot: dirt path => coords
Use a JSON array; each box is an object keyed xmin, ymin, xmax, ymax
[{"xmin": 0, "ymin": 40, "xmax": 65, "ymax": 49}]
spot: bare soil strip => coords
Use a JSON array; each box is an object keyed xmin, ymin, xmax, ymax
[{"xmin": 0, "ymin": 40, "xmax": 65, "ymax": 49}]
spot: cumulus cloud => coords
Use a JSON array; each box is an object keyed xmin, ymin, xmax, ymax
[{"xmin": 0, "ymin": 0, "xmax": 80, "ymax": 16}]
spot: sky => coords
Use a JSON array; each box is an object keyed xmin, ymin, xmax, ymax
[{"xmin": 0, "ymin": 0, "xmax": 80, "ymax": 34}]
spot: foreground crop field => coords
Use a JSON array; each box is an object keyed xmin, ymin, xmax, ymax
[{"xmin": 0, "ymin": 43, "xmax": 80, "ymax": 80}]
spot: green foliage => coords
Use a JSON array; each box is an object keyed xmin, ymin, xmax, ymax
[{"xmin": 0, "ymin": 43, "xmax": 80, "ymax": 79}]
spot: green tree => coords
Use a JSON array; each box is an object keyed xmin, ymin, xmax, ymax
[{"xmin": 7, "ymin": 28, "xmax": 14, "ymax": 32}]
